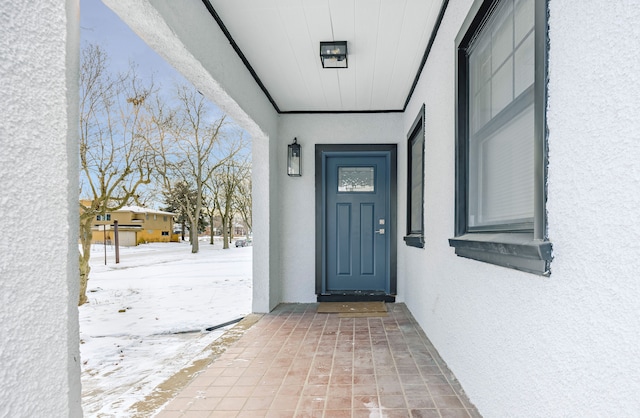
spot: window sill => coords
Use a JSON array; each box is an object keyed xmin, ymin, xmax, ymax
[
  {"xmin": 404, "ymin": 234, "xmax": 424, "ymax": 248},
  {"xmin": 448, "ymin": 233, "xmax": 552, "ymax": 276}
]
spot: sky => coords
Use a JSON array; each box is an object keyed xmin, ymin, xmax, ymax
[
  {"xmin": 79, "ymin": 0, "xmax": 251, "ymax": 208},
  {"xmin": 80, "ymin": 0, "xmax": 189, "ymax": 92},
  {"xmin": 80, "ymin": 0, "xmax": 248, "ymax": 134}
]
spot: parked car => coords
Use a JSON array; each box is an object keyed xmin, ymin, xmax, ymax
[{"xmin": 235, "ymin": 237, "xmax": 252, "ymax": 247}]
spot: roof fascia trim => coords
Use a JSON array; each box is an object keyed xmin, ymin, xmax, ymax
[
  {"xmin": 201, "ymin": 0, "xmax": 281, "ymax": 113},
  {"xmin": 281, "ymin": 109, "xmax": 404, "ymax": 115},
  {"xmin": 403, "ymin": 0, "xmax": 450, "ymax": 111}
]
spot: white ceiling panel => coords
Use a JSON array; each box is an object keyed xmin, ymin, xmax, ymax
[
  {"xmin": 388, "ymin": 0, "xmax": 441, "ymax": 106},
  {"xmin": 353, "ymin": 0, "xmax": 381, "ymax": 110},
  {"xmin": 328, "ymin": 0, "xmax": 357, "ymax": 110},
  {"xmin": 209, "ymin": 0, "xmax": 445, "ymax": 112},
  {"xmin": 370, "ymin": 1, "xmax": 407, "ymax": 109}
]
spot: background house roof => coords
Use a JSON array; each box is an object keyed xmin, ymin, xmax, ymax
[
  {"xmin": 117, "ymin": 206, "xmax": 176, "ymax": 216},
  {"xmin": 206, "ymin": 0, "xmax": 446, "ymax": 113}
]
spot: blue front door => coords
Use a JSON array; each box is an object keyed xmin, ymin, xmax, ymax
[{"xmin": 320, "ymin": 150, "xmax": 393, "ymax": 295}]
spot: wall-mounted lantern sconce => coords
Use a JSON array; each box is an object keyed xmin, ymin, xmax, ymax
[
  {"xmin": 320, "ymin": 41, "xmax": 348, "ymax": 69},
  {"xmin": 288, "ymin": 137, "xmax": 301, "ymax": 177}
]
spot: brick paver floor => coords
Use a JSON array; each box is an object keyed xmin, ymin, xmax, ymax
[{"xmin": 156, "ymin": 303, "xmax": 481, "ymax": 418}]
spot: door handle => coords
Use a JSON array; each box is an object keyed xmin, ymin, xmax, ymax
[{"xmin": 375, "ymin": 228, "xmax": 385, "ymax": 235}]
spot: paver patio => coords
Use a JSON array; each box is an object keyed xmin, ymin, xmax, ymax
[{"xmin": 155, "ymin": 303, "xmax": 481, "ymax": 418}]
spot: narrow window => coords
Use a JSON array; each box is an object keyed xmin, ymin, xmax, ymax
[
  {"xmin": 404, "ymin": 104, "xmax": 425, "ymax": 248},
  {"xmin": 449, "ymin": 0, "xmax": 552, "ymax": 275}
]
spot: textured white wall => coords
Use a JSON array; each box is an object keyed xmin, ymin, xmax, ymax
[
  {"xmin": 95, "ymin": 1, "xmax": 640, "ymax": 415},
  {"xmin": 103, "ymin": 0, "xmax": 282, "ymax": 312},
  {"xmin": 0, "ymin": 1, "xmax": 82, "ymax": 417},
  {"xmin": 545, "ymin": 1, "xmax": 640, "ymax": 413},
  {"xmin": 277, "ymin": 114, "xmax": 404, "ymax": 303},
  {"xmin": 402, "ymin": 1, "xmax": 640, "ymax": 416}
]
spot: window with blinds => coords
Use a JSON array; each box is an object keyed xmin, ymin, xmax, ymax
[
  {"xmin": 450, "ymin": 0, "xmax": 551, "ymax": 275},
  {"xmin": 467, "ymin": 0, "xmax": 535, "ymax": 231}
]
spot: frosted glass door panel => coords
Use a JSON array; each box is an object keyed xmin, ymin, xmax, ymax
[{"xmin": 338, "ymin": 167, "xmax": 375, "ymax": 192}]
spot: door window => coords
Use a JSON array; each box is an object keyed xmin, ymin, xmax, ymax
[{"xmin": 337, "ymin": 166, "xmax": 375, "ymax": 192}]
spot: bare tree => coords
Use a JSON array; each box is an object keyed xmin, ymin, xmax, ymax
[
  {"xmin": 212, "ymin": 164, "xmax": 234, "ymax": 249},
  {"xmin": 211, "ymin": 151, "xmax": 250, "ymax": 249},
  {"xmin": 149, "ymin": 85, "xmax": 239, "ymax": 253},
  {"xmin": 235, "ymin": 168, "xmax": 252, "ymax": 238},
  {"xmin": 78, "ymin": 44, "xmax": 154, "ymax": 305},
  {"xmin": 202, "ymin": 197, "xmax": 218, "ymax": 245}
]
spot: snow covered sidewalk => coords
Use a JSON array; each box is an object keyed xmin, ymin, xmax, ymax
[{"xmin": 79, "ymin": 240, "xmax": 252, "ymax": 417}]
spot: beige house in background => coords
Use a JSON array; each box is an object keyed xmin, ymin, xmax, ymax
[{"xmin": 90, "ymin": 205, "xmax": 178, "ymax": 246}]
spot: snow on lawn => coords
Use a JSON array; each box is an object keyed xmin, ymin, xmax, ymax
[{"xmin": 79, "ymin": 239, "xmax": 252, "ymax": 417}]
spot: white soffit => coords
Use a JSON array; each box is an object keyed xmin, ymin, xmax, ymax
[{"xmin": 209, "ymin": 0, "xmax": 444, "ymax": 112}]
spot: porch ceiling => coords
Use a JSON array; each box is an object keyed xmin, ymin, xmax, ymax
[{"xmin": 205, "ymin": 0, "xmax": 446, "ymax": 113}]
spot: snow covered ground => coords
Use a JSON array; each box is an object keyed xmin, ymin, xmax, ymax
[{"xmin": 79, "ymin": 239, "xmax": 252, "ymax": 417}]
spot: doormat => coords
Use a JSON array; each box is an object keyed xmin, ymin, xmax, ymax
[{"xmin": 317, "ymin": 302, "xmax": 387, "ymax": 317}]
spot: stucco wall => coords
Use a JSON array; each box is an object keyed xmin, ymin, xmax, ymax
[
  {"xmin": 0, "ymin": 1, "xmax": 82, "ymax": 417},
  {"xmin": 96, "ymin": 0, "xmax": 640, "ymax": 415},
  {"xmin": 277, "ymin": 113, "xmax": 404, "ymax": 303},
  {"xmin": 402, "ymin": 1, "xmax": 640, "ymax": 416},
  {"xmin": 103, "ymin": 0, "xmax": 281, "ymax": 312}
]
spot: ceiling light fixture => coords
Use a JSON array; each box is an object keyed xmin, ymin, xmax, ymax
[{"xmin": 320, "ymin": 41, "xmax": 348, "ymax": 69}]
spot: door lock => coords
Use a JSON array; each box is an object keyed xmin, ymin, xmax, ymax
[{"xmin": 375, "ymin": 228, "xmax": 385, "ymax": 235}]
